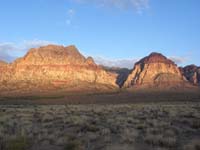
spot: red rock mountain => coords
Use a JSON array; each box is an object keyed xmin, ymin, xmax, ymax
[
  {"xmin": 0, "ymin": 45, "xmax": 118, "ymax": 95},
  {"xmin": 123, "ymin": 52, "xmax": 190, "ymax": 89},
  {"xmin": 0, "ymin": 48, "xmax": 199, "ymax": 96},
  {"xmin": 181, "ymin": 65, "xmax": 200, "ymax": 86}
]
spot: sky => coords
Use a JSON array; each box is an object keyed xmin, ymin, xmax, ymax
[{"xmin": 0, "ymin": 0, "xmax": 200, "ymax": 68}]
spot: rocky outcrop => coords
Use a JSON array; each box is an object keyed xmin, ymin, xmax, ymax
[
  {"xmin": 1, "ymin": 48, "xmax": 199, "ymax": 96},
  {"xmin": 123, "ymin": 52, "xmax": 190, "ymax": 89},
  {"xmin": 0, "ymin": 45, "xmax": 118, "ymax": 95},
  {"xmin": 100, "ymin": 65, "xmax": 131, "ymax": 87},
  {"xmin": 181, "ymin": 65, "xmax": 200, "ymax": 86}
]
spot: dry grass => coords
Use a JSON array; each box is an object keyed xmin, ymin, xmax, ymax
[{"xmin": 0, "ymin": 103, "xmax": 199, "ymax": 150}]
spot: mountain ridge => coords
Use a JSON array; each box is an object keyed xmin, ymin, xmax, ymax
[
  {"xmin": 0, "ymin": 45, "xmax": 118, "ymax": 96},
  {"xmin": 0, "ymin": 45, "xmax": 199, "ymax": 96},
  {"xmin": 123, "ymin": 52, "xmax": 193, "ymax": 89}
]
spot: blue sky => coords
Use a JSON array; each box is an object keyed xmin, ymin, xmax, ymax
[{"xmin": 0, "ymin": 0, "xmax": 200, "ymax": 68}]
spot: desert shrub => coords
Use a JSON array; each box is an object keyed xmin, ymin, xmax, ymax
[
  {"xmin": 64, "ymin": 139, "xmax": 83, "ymax": 150},
  {"xmin": 120, "ymin": 128, "xmax": 139, "ymax": 143},
  {"xmin": 0, "ymin": 137, "xmax": 6, "ymax": 150},
  {"xmin": 80, "ymin": 123, "xmax": 99, "ymax": 132},
  {"xmin": 144, "ymin": 134, "xmax": 177, "ymax": 148},
  {"xmin": 184, "ymin": 139, "xmax": 200, "ymax": 150},
  {"xmin": 135, "ymin": 122, "xmax": 146, "ymax": 130},
  {"xmin": 5, "ymin": 136, "xmax": 30, "ymax": 150},
  {"xmin": 190, "ymin": 120, "xmax": 200, "ymax": 129}
]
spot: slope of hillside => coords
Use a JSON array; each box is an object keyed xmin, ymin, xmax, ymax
[
  {"xmin": 0, "ymin": 45, "xmax": 118, "ymax": 96},
  {"xmin": 181, "ymin": 65, "xmax": 200, "ymax": 86},
  {"xmin": 123, "ymin": 52, "xmax": 191, "ymax": 89}
]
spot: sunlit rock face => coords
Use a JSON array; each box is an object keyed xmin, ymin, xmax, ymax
[
  {"xmin": 123, "ymin": 52, "xmax": 189, "ymax": 89},
  {"xmin": 0, "ymin": 45, "xmax": 118, "ymax": 95},
  {"xmin": 181, "ymin": 65, "xmax": 200, "ymax": 86},
  {"xmin": 0, "ymin": 61, "xmax": 13, "ymax": 82}
]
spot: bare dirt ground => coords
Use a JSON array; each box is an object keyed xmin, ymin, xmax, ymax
[{"xmin": 0, "ymin": 89, "xmax": 200, "ymax": 105}]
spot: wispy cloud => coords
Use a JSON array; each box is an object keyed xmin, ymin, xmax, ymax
[
  {"xmin": 67, "ymin": 9, "xmax": 76, "ymax": 17},
  {"xmin": 169, "ymin": 56, "xmax": 188, "ymax": 65},
  {"xmin": 94, "ymin": 55, "xmax": 189, "ymax": 69},
  {"xmin": 72, "ymin": 0, "xmax": 149, "ymax": 12},
  {"xmin": 94, "ymin": 56, "xmax": 138, "ymax": 69},
  {"xmin": 66, "ymin": 8, "xmax": 76, "ymax": 26},
  {"xmin": 22, "ymin": 40, "xmax": 55, "ymax": 49},
  {"xmin": 0, "ymin": 43, "xmax": 17, "ymax": 62},
  {"xmin": 0, "ymin": 40, "xmax": 55, "ymax": 62},
  {"xmin": 0, "ymin": 40, "xmax": 189, "ymax": 67}
]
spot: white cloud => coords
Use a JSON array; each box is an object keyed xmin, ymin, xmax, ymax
[
  {"xmin": 94, "ymin": 55, "xmax": 189, "ymax": 69},
  {"xmin": 66, "ymin": 19, "xmax": 72, "ymax": 25},
  {"xmin": 94, "ymin": 56, "xmax": 138, "ymax": 69},
  {"xmin": 169, "ymin": 56, "xmax": 188, "ymax": 65},
  {"xmin": 22, "ymin": 40, "xmax": 55, "ymax": 50},
  {"xmin": 0, "ymin": 41, "xmax": 189, "ymax": 68},
  {"xmin": 0, "ymin": 40, "xmax": 55, "ymax": 62},
  {"xmin": 66, "ymin": 8, "xmax": 76, "ymax": 26},
  {"xmin": 0, "ymin": 43, "xmax": 17, "ymax": 62},
  {"xmin": 67, "ymin": 9, "xmax": 76, "ymax": 17},
  {"xmin": 72, "ymin": 0, "xmax": 149, "ymax": 12}
]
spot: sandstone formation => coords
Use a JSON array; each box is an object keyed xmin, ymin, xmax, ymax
[
  {"xmin": 1, "ymin": 48, "xmax": 199, "ymax": 96},
  {"xmin": 0, "ymin": 45, "xmax": 118, "ymax": 95},
  {"xmin": 181, "ymin": 65, "xmax": 200, "ymax": 86},
  {"xmin": 123, "ymin": 52, "xmax": 190, "ymax": 89},
  {"xmin": 100, "ymin": 65, "xmax": 131, "ymax": 87}
]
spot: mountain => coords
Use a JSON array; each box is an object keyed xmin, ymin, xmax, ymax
[
  {"xmin": 100, "ymin": 65, "xmax": 131, "ymax": 87},
  {"xmin": 0, "ymin": 45, "xmax": 118, "ymax": 96},
  {"xmin": 123, "ymin": 52, "xmax": 191, "ymax": 89},
  {"xmin": 181, "ymin": 65, "xmax": 200, "ymax": 86},
  {"xmin": 0, "ymin": 48, "xmax": 199, "ymax": 96}
]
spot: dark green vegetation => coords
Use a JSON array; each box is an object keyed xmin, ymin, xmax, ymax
[{"xmin": 0, "ymin": 103, "xmax": 200, "ymax": 150}]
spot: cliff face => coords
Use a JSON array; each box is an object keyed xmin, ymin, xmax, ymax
[
  {"xmin": 123, "ymin": 53, "xmax": 189, "ymax": 89},
  {"xmin": 1, "ymin": 48, "xmax": 199, "ymax": 96},
  {"xmin": 0, "ymin": 45, "xmax": 118, "ymax": 95},
  {"xmin": 100, "ymin": 65, "xmax": 131, "ymax": 87},
  {"xmin": 181, "ymin": 65, "xmax": 200, "ymax": 86}
]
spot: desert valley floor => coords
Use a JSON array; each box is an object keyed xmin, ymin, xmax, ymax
[{"xmin": 0, "ymin": 91, "xmax": 200, "ymax": 150}]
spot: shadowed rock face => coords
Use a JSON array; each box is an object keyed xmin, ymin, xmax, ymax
[
  {"xmin": 0, "ymin": 45, "xmax": 118, "ymax": 95},
  {"xmin": 123, "ymin": 52, "xmax": 189, "ymax": 89},
  {"xmin": 181, "ymin": 65, "xmax": 200, "ymax": 86},
  {"xmin": 100, "ymin": 65, "xmax": 131, "ymax": 87}
]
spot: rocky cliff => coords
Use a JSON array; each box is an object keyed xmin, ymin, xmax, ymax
[
  {"xmin": 0, "ymin": 45, "xmax": 118, "ymax": 95},
  {"xmin": 181, "ymin": 65, "xmax": 200, "ymax": 86},
  {"xmin": 100, "ymin": 65, "xmax": 131, "ymax": 87},
  {"xmin": 1, "ymin": 48, "xmax": 199, "ymax": 96},
  {"xmin": 123, "ymin": 52, "xmax": 190, "ymax": 89}
]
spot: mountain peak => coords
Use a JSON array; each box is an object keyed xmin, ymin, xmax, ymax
[
  {"xmin": 136, "ymin": 52, "xmax": 175, "ymax": 65},
  {"xmin": 16, "ymin": 44, "xmax": 87, "ymax": 65},
  {"xmin": 123, "ymin": 52, "xmax": 188, "ymax": 89}
]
